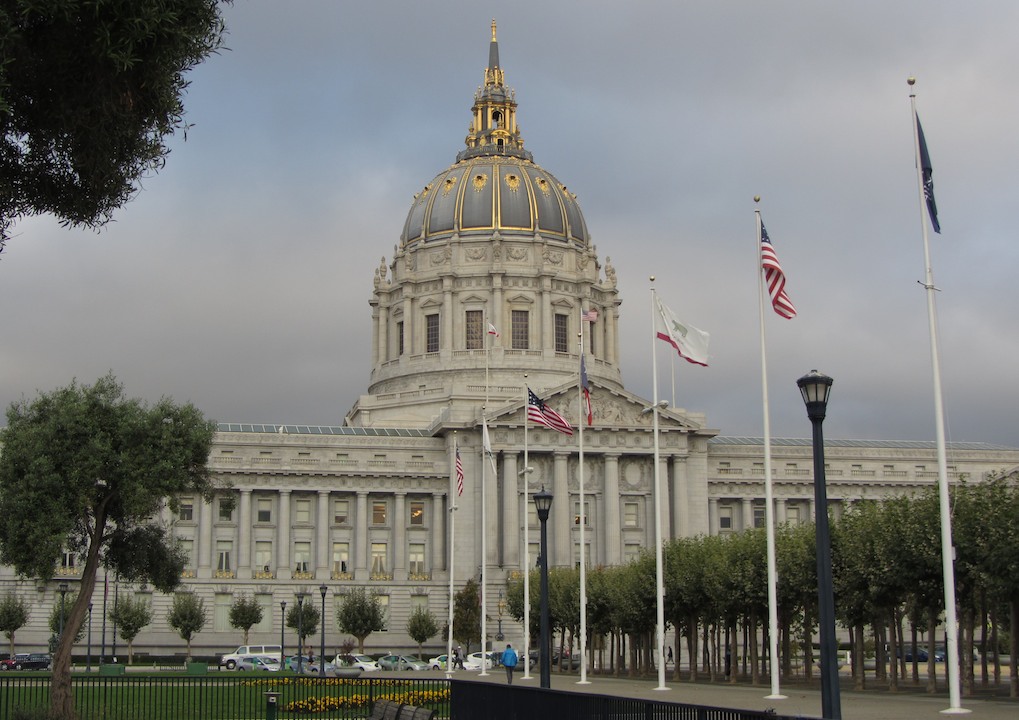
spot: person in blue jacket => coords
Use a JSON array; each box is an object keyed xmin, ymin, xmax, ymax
[{"xmin": 500, "ymin": 643, "xmax": 518, "ymax": 684}]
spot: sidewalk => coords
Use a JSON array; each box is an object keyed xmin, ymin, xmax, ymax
[{"xmin": 460, "ymin": 670, "xmax": 1018, "ymax": 720}]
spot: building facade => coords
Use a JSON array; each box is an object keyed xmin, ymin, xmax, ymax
[{"xmin": 4, "ymin": 24, "xmax": 1018, "ymax": 660}]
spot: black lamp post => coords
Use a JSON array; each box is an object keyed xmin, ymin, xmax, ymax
[
  {"xmin": 319, "ymin": 584, "xmax": 328, "ymax": 677},
  {"xmin": 797, "ymin": 370, "xmax": 841, "ymax": 720},
  {"xmin": 496, "ymin": 590, "xmax": 505, "ymax": 641},
  {"xmin": 296, "ymin": 591, "xmax": 307, "ymax": 675},
  {"xmin": 280, "ymin": 600, "xmax": 287, "ymax": 669},
  {"xmin": 534, "ymin": 486, "xmax": 553, "ymax": 689},
  {"xmin": 87, "ymin": 602, "xmax": 93, "ymax": 672},
  {"xmin": 57, "ymin": 583, "xmax": 69, "ymax": 643}
]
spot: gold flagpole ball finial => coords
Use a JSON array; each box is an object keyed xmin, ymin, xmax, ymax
[
  {"xmin": 649, "ymin": 275, "xmax": 655, "ymax": 283},
  {"xmin": 754, "ymin": 195, "xmax": 761, "ymax": 203},
  {"xmin": 907, "ymin": 77, "xmax": 916, "ymax": 86}
]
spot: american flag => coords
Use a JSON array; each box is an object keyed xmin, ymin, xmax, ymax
[
  {"xmin": 581, "ymin": 309, "xmax": 598, "ymax": 322},
  {"xmin": 455, "ymin": 447, "xmax": 464, "ymax": 496},
  {"xmin": 527, "ymin": 388, "xmax": 573, "ymax": 436},
  {"xmin": 580, "ymin": 354, "xmax": 593, "ymax": 426},
  {"xmin": 760, "ymin": 223, "xmax": 797, "ymax": 320}
]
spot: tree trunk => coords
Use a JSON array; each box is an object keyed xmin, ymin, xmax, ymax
[
  {"xmin": 802, "ymin": 608, "xmax": 813, "ymax": 682},
  {"xmin": 749, "ymin": 610, "xmax": 760, "ymax": 686},
  {"xmin": 962, "ymin": 605, "xmax": 975, "ymax": 696},
  {"xmin": 888, "ymin": 611, "xmax": 898, "ymax": 691},
  {"xmin": 854, "ymin": 623, "xmax": 865, "ymax": 690},
  {"xmin": 687, "ymin": 615, "xmax": 698, "ymax": 682},
  {"xmin": 729, "ymin": 623, "xmax": 738, "ymax": 684},
  {"xmin": 1010, "ymin": 599, "xmax": 1018, "ymax": 698},
  {"xmin": 780, "ymin": 611, "xmax": 792, "ymax": 680},
  {"xmin": 926, "ymin": 615, "xmax": 937, "ymax": 693}
]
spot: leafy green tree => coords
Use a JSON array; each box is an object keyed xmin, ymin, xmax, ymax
[
  {"xmin": 0, "ymin": 592, "xmax": 29, "ymax": 659},
  {"xmin": 0, "ymin": 374, "xmax": 217, "ymax": 718},
  {"xmin": 287, "ymin": 601, "xmax": 320, "ymax": 654},
  {"xmin": 229, "ymin": 596, "xmax": 264, "ymax": 645},
  {"xmin": 48, "ymin": 592, "xmax": 87, "ymax": 645},
  {"xmin": 406, "ymin": 606, "xmax": 439, "ymax": 660},
  {"xmin": 336, "ymin": 587, "xmax": 386, "ymax": 654},
  {"xmin": 0, "ymin": 0, "xmax": 231, "ymax": 247},
  {"xmin": 168, "ymin": 592, "xmax": 207, "ymax": 662},
  {"xmin": 109, "ymin": 595, "xmax": 152, "ymax": 665},
  {"xmin": 453, "ymin": 578, "xmax": 482, "ymax": 652}
]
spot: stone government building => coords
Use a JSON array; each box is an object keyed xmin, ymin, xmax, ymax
[{"xmin": 4, "ymin": 24, "xmax": 1018, "ymax": 660}]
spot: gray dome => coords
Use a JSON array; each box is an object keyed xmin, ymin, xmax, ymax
[{"xmin": 400, "ymin": 155, "xmax": 589, "ymax": 246}]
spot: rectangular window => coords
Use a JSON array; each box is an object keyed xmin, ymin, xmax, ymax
[
  {"xmin": 623, "ymin": 502, "xmax": 638, "ymax": 528},
  {"xmin": 255, "ymin": 541, "xmax": 273, "ymax": 572},
  {"xmin": 574, "ymin": 500, "xmax": 590, "ymax": 526},
  {"xmin": 753, "ymin": 504, "xmax": 766, "ymax": 529},
  {"xmin": 256, "ymin": 499, "xmax": 272, "ymax": 523},
  {"xmin": 294, "ymin": 542, "xmax": 311, "ymax": 573},
  {"xmin": 218, "ymin": 499, "xmax": 233, "ymax": 522},
  {"xmin": 333, "ymin": 499, "xmax": 349, "ymax": 524},
  {"xmin": 332, "ymin": 542, "xmax": 349, "ymax": 575},
  {"xmin": 574, "ymin": 542, "xmax": 590, "ymax": 568},
  {"xmin": 554, "ymin": 314, "xmax": 569, "ymax": 353},
  {"xmin": 378, "ymin": 594, "xmax": 390, "ymax": 630},
  {"xmin": 61, "ymin": 550, "xmax": 76, "ymax": 570},
  {"xmin": 372, "ymin": 501, "xmax": 388, "ymax": 525},
  {"xmin": 719, "ymin": 506, "xmax": 733, "ymax": 532},
  {"xmin": 588, "ymin": 322, "xmax": 596, "ymax": 356},
  {"xmin": 408, "ymin": 543, "xmax": 425, "ymax": 575},
  {"xmin": 178, "ymin": 500, "xmax": 194, "ymax": 522},
  {"xmin": 511, "ymin": 310, "xmax": 529, "ymax": 350},
  {"xmin": 466, "ymin": 310, "xmax": 483, "ymax": 350},
  {"xmin": 426, "ymin": 314, "xmax": 439, "ymax": 353},
  {"xmin": 216, "ymin": 540, "xmax": 232, "ymax": 572},
  {"xmin": 295, "ymin": 499, "xmax": 311, "ymax": 524},
  {"xmin": 410, "ymin": 594, "xmax": 429, "ymax": 613},
  {"xmin": 786, "ymin": 505, "xmax": 801, "ymax": 525},
  {"xmin": 409, "ymin": 500, "xmax": 425, "ymax": 526},
  {"xmin": 214, "ymin": 592, "xmax": 232, "ymax": 632},
  {"xmin": 623, "ymin": 544, "xmax": 641, "ymax": 563},
  {"xmin": 371, "ymin": 543, "xmax": 388, "ymax": 575},
  {"xmin": 179, "ymin": 538, "xmax": 194, "ymax": 567},
  {"xmin": 397, "ymin": 321, "xmax": 405, "ymax": 356}
]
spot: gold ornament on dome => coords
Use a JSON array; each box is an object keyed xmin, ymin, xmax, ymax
[
  {"xmin": 472, "ymin": 173, "xmax": 488, "ymax": 192},
  {"xmin": 504, "ymin": 173, "xmax": 520, "ymax": 192},
  {"xmin": 536, "ymin": 178, "xmax": 551, "ymax": 195},
  {"xmin": 421, "ymin": 183, "xmax": 432, "ymax": 198},
  {"xmin": 442, "ymin": 177, "xmax": 457, "ymax": 196}
]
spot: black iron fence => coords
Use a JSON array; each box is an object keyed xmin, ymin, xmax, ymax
[{"xmin": 448, "ymin": 680, "xmax": 811, "ymax": 720}]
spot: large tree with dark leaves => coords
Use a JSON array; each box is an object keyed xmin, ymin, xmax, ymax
[
  {"xmin": 0, "ymin": 373, "xmax": 217, "ymax": 718},
  {"xmin": 0, "ymin": 0, "xmax": 230, "ymax": 248}
]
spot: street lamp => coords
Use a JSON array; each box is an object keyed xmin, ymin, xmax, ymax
[
  {"xmin": 296, "ymin": 591, "xmax": 308, "ymax": 676},
  {"xmin": 496, "ymin": 590, "xmax": 505, "ymax": 641},
  {"xmin": 87, "ymin": 602, "xmax": 93, "ymax": 672},
  {"xmin": 319, "ymin": 584, "xmax": 328, "ymax": 678},
  {"xmin": 534, "ymin": 486, "xmax": 553, "ymax": 689},
  {"xmin": 280, "ymin": 600, "xmax": 287, "ymax": 669},
  {"xmin": 797, "ymin": 370, "xmax": 841, "ymax": 720},
  {"xmin": 57, "ymin": 583, "xmax": 69, "ymax": 643}
]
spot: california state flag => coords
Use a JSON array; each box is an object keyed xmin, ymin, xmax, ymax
[{"xmin": 654, "ymin": 295, "xmax": 710, "ymax": 367}]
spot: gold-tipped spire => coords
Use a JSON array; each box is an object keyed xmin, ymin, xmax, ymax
[{"xmin": 491, "ymin": 19, "xmax": 497, "ymax": 41}]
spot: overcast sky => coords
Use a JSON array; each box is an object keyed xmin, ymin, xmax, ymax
[{"xmin": 2, "ymin": 1, "xmax": 1017, "ymax": 448}]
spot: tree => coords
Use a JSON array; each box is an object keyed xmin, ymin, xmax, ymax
[
  {"xmin": 168, "ymin": 592, "xmax": 206, "ymax": 662},
  {"xmin": 453, "ymin": 578, "xmax": 482, "ymax": 653},
  {"xmin": 0, "ymin": 0, "xmax": 232, "ymax": 248},
  {"xmin": 109, "ymin": 595, "xmax": 152, "ymax": 665},
  {"xmin": 0, "ymin": 372, "xmax": 218, "ymax": 718},
  {"xmin": 407, "ymin": 606, "xmax": 439, "ymax": 660},
  {"xmin": 336, "ymin": 587, "xmax": 386, "ymax": 654},
  {"xmin": 0, "ymin": 592, "xmax": 29, "ymax": 659},
  {"xmin": 287, "ymin": 601, "xmax": 320, "ymax": 655},
  {"xmin": 49, "ymin": 592, "xmax": 87, "ymax": 646},
  {"xmin": 229, "ymin": 596, "xmax": 264, "ymax": 645}
]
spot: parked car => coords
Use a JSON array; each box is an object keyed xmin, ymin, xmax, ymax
[
  {"xmin": 0, "ymin": 654, "xmax": 30, "ymax": 671},
  {"xmin": 219, "ymin": 644, "xmax": 282, "ymax": 669},
  {"xmin": 303, "ymin": 660, "xmax": 336, "ymax": 675},
  {"xmin": 283, "ymin": 655, "xmax": 314, "ymax": 671},
  {"xmin": 898, "ymin": 648, "xmax": 928, "ymax": 663},
  {"xmin": 428, "ymin": 654, "xmax": 448, "ymax": 670},
  {"xmin": 235, "ymin": 655, "xmax": 281, "ymax": 672},
  {"xmin": 16, "ymin": 653, "xmax": 52, "ymax": 671},
  {"xmin": 465, "ymin": 652, "xmax": 493, "ymax": 670},
  {"xmin": 334, "ymin": 653, "xmax": 380, "ymax": 671},
  {"xmin": 377, "ymin": 654, "xmax": 429, "ymax": 671}
]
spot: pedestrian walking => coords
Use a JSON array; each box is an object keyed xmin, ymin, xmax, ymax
[
  {"xmin": 453, "ymin": 646, "xmax": 464, "ymax": 670},
  {"xmin": 667, "ymin": 646, "xmax": 673, "ymax": 666},
  {"xmin": 501, "ymin": 643, "xmax": 518, "ymax": 684}
]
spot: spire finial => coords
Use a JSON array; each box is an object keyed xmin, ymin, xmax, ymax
[{"xmin": 491, "ymin": 19, "xmax": 497, "ymax": 41}]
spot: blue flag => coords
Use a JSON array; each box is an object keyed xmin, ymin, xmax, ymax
[{"xmin": 916, "ymin": 114, "xmax": 941, "ymax": 234}]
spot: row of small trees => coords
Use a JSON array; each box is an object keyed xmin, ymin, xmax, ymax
[{"xmin": 504, "ymin": 472, "xmax": 1019, "ymax": 697}]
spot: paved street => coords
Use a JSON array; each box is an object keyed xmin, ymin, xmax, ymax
[{"xmin": 458, "ymin": 670, "xmax": 1018, "ymax": 720}]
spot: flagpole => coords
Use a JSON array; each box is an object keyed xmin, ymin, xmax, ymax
[
  {"xmin": 446, "ymin": 433, "xmax": 458, "ymax": 678},
  {"xmin": 577, "ymin": 320, "xmax": 589, "ymax": 684},
  {"xmin": 649, "ymin": 279, "xmax": 669, "ymax": 691},
  {"xmin": 909, "ymin": 78, "xmax": 966, "ymax": 715},
  {"xmin": 478, "ymin": 320, "xmax": 491, "ymax": 677},
  {"xmin": 756, "ymin": 200, "xmax": 786, "ymax": 701},
  {"xmin": 521, "ymin": 376, "xmax": 532, "ymax": 680}
]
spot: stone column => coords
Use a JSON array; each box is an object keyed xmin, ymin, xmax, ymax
[
  {"xmin": 606, "ymin": 305, "xmax": 618, "ymax": 365},
  {"xmin": 432, "ymin": 492, "xmax": 446, "ymax": 572},
  {"xmin": 484, "ymin": 454, "xmax": 499, "ymax": 567},
  {"xmin": 552, "ymin": 452, "xmax": 570, "ymax": 567},
  {"xmin": 394, "ymin": 492, "xmax": 407, "ymax": 579},
  {"xmin": 659, "ymin": 455, "xmax": 672, "ymax": 540},
  {"xmin": 199, "ymin": 497, "xmax": 213, "ymax": 576},
  {"xmin": 317, "ymin": 490, "xmax": 330, "ymax": 578},
  {"xmin": 355, "ymin": 491, "xmax": 369, "ymax": 578},
  {"xmin": 776, "ymin": 497, "xmax": 787, "ymax": 525},
  {"xmin": 603, "ymin": 454, "xmax": 621, "ymax": 566},
  {"xmin": 671, "ymin": 456, "xmax": 688, "ymax": 540},
  {"xmin": 238, "ymin": 489, "xmax": 252, "ymax": 579},
  {"xmin": 442, "ymin": 277, "xmax": 453, "ymax": 355},
  {"xmin": 501, "ymin": 451, "xmax": 519, "ymax": 568},
  {"xmin": 708, "ymin": 498, "xmax": 719, "ymax": 536},
  {"xmin": 741, "ymin": 498, "xmax": 753, "ymax": 532},
  {"xmin": 378, "ymin": 304, "xmax": 389, "ymax": 364},
  {"xmin": 277, "ymin": 490, "xmax": 291, "ymax": 579}
]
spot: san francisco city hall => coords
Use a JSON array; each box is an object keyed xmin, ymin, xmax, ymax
[{"xmin": 3, "ymin": 25, "xmax": 1018, "ymax": 660}]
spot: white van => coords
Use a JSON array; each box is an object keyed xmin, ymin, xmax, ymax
[{"xmin": 219, "ymin": 645, "xmax": 282, "ymax": 669}]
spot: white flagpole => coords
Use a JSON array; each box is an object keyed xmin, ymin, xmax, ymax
[
  {"xmin": 577, "ymin": 320, "xmax": 589, "ymax": 684},
  {"xmin": 649, "ymin": 279, "xmax": 669, "ymax": 692},
  {"xmin": 756, "ymin": 201, "xmax": 786, "ymax": 701},
  {"xmin": 909, "ymin": 79, "xmax": 966, "ymax": 715},
  {"xmin": 479, "ymin": 321, "xmax": 490, "ymax": 677},
  {"xmin": 446, "ymin": 433, "xmax": 458, "ymax": 678},
  {"xmin": 521, "ymin": 376, "xmax": 532, "ymax": 680}
]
